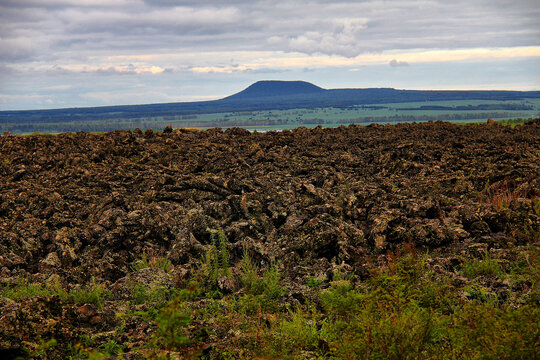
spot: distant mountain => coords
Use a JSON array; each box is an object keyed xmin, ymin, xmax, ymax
[
  {"xmin": 225, "ymin": 80, "xmax": 325, "ymax": 99},
  {"xmin": 1, "ymin": 81, "xmax": 540, "ymax": 131}
]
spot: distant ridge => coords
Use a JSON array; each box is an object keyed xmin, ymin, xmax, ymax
[
  {"xmin": 1, "ymin": 80, "xmax": 540, "ymax": 131},
  {"xmin": 225, "ymin": 80, "xmax": 325, "ymax": 99}
]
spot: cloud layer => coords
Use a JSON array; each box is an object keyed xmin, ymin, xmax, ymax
[{"xmin": 1, "ymin": 0, "xmax": 539, "ymax": 109}]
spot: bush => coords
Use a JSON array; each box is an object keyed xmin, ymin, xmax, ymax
[
  {"xmin": 462, "ymin": 252, "xmax": 502, "ymax": 279},
  {"xmin": 130, "ymin": 283, "xmax": 174, "ymax": 307},
  {"xmin": 240, "ymin": 248, "xmax": 259, "ymax": 291},
  {"xmin": 131, "ymin": 251, "xmax": 172, "ymax": 273},
  {"xmin": 153, "ymin": 292, "xmax": 191, "ymax": 351},
  {"xmin": 64, "ymin": 279, "xmax": 111, "ymax": 311},
  {"xmin": 195, "ymin": 229, "xmax": 230, "ymax": 291},
  {"xmin": 0, "ymin": 278, "xmax": 54, "ymax": 301}
]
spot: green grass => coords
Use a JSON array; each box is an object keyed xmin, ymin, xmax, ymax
[
  {"xmin": 131, "ymin": 251, "xmax": 172, "ymax": 273},
  {"xmin": 97, "ymin": 340, "xmax": 123, "ymax": 356},
  {"xmin": 496, "ymin": 117, "xmax": 536, "ymax": 127},
  {"xmin": 7, "ymin": 247, "xmax": 539, "ymax": 359},
  {"xmin": 0, "ymin": 278, "xmax": 55, "ymax": 300},
  {"xmin": 461, "ymin": 252, "xmax": 503, "ymax": 279},
  {"xmin": 1, "ymin": 277, "xmax": 111, "ymax": 310},
  {"xmin": 180, "ymin": 251, "xmax": 538, "ymax": 359},
  {"xmin": 65, "ymin": 281, "xmax": 111, "ymax": 311},
  {"xmin": 152, "ymin": 292, "xmax": 191, "ymax": 351}
]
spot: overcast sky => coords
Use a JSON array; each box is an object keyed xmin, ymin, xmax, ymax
[{"xmin": 1, "ymin": 0, "xmax": 539, "ymax": 110}]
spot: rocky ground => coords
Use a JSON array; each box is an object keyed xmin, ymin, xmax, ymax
[{"xmin": 0, "ymin": 120, "xmax": 538, "ymax": 359}]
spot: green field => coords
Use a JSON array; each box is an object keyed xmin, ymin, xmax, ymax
[
  {"xmin": 126, "ymin": 98, "xmax": 540, "ymax": 131},
  {"xmin": 4, "ymin": 98, "xmax": 540, "ymax": 134},
  {"xmin": 192, "ymin": 98, "xmax": 540, "ymax": 130}
]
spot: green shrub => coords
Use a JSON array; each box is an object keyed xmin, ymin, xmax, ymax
[
  {"xmin": 131, "ymin": 251, "xmax": 172, "ymax": 273},
  {"xmin": 305, "ymin": 276, "xmax": 325, "ymax": 288},
  {"xmin": 216, "ymin": 230, "xmax": 230, "ymax": 275},
  {"xmin": 239, "ymin": 250, "xmax": 284, "ymax": 300},
  {"xmin": 178, "ymin": 249, "xmax": 538, "ymax": 359},
  {"xmin": 58, "ymin": 279, "xmax": 110, "ymax": 311},
  {"xmin": 97, "ymin": 340, "xmax": 123, "ymax": 356},
  {"xmin": 533, "ymin": 197, "xmax": 540, "ymax": 216},
  {"xmin": 462, "ymin": 253, "xmax": 502, "ymax": 279},
  {"xmin": 443, "ymin": 303, "xmax": 539, "ymax": 359},
  {"xmin": 322, "ymin": 305, "xmax": 440, "ymax": 360},
  {"xmin": 0, "ymin": 277, "xmax": 110, "ymax": 311},
  {"xmin": 195, "ymin": 229, "xmax": 230, "ymax": 291},
  {"xmin": 261, "ymin": 263, "xmax": 285, "ymax": 301},
  {"xmin": 153, "ymin": 292, "xmax": 191, "ymax": 350},
  {"xmin": 130, "ymin": 283, "xmax": 173, "ymax": 307},
  {"xmin": 240, "ymin": 248, "xmax": 259, "ymax": 291},
  {"xmin": 233, "ymin": 294, "xmax": 266, "ymax": 315},
  {"xmin": 278, "ymin": 309, "xmax": 320, "ymax": 351},
  {"xmin": 463, "ymin": 283, "xmax": 498, "ymax": 305},
  {"xmin": 0, "ymin": 278, "xmax": 54, "ymax": 301},
  {"xmin": 320, "ymin": 281, "xmax": 363, "ymax": 318}
]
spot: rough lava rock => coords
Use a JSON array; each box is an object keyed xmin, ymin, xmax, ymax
[{"xmin": 0, "ymin": 120, "xmax": 539, "ymax": 355}]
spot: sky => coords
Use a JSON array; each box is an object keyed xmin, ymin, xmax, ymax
[{"xmin": 1, "ymin": 0, "xmax": 539, "ymax": 110}]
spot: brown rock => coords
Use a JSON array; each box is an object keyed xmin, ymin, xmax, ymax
[
  {"xmin": 78, "ymin": 303, "xmax": 98, "ymax": 318},
  {"xmin": 40, "ymin": 252, "xmax": 61, "ymax": 269},
  {"xmin": 217, "ymin": 276, "xmax": 235, "ymax": 294}
]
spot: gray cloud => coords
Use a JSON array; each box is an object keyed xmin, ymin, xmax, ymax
[
  {"xmin": 1, "ymin": 0, "xmax": 539, "ymax": 109},
  {"xmin": 390, "ymin": 59, "xmax": 409, "ymax": 67},
  {"xmin": 0, "ymin": 39, "xmax": 37, "ymax": 61},
  {"xmin": 1, "ymin": 0, "xmax": 539, "ymax": 59}
]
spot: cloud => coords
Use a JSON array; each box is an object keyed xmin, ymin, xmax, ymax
[
  {"xmin": 1, "ymin": 0, "xmax": 130, "ymax": 8},
  {"xmin": 0, "ymin": 94, "xmax": 55, "ymax": 106},
  {"xmin": 2, "ymin": 0, "xmax": 539, "ymax": 60},
  {"xmin": 389, "ymin": 59, "xmax": 409, "ymax": 67},
  {"xmin": 191, "ymin": 65, "xmax": 252, "ymax": 74},
  {"xmin": 0, "ymin": 38, "xmax": 38, "ymax": 61},
  {"xmin": 1, "ymin": 0, "xmax": 540, "ymax": 109},
  {"xmin": 49, "ymin": 64, "xmax": 166, "ymax": 75}
]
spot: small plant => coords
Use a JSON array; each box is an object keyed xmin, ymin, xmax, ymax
[
  {"xmin": 236, "ymin": 254, "xmax": 285, "ymax": 313},
  {"xmin": 216, "ymin": 230, "xmax": 230, "ymax": 275},
  {"xmin": 533, "ymin": 197, "xmax": 540, "ymax": 216},
  {"xmin": 98, "ymin": 340, "xmax": 123, "ymax": 356},
  {"xmin": 0, "ymin": 277, "xmax": 110, "ymax": 311},
  {"xmin": 66, "ymin": 343, "xmax": 108, "ymax": 360},
  {"xmin": 23, "ymin": 339, "xmax": 57, "ymax": 359},
  {"xmin": 130, "ymin": 283, "xmax": 173, "ymax": 307},
  {"xmin": 0, "ymin": 277, "xmax": 54, "ymax": 301},
  {"xmin": 153, "ymin": 292, "xmax": 191, "ymax": 350},
  {"xmin": 241, "ymin": 259, "xmax": 284, "ymax": 300},
  {"xmin": 305, "ymin": 276, "xmax": 325, "ymax": 288},
  {"xmin": 479, "ymin": 179, "xmax": 536, "ymax": 212},
  {"xmin": 463, "ymin": 284, "xmax": 497, "ymax": 304},
  {"xmin": 279, "ymin": 309, "xmax": 320, "ymax": 351},
  {"xmin": 67, "ymin": 279, "xmax": 111, "ymax": 310},
  {"xmin": 240, "ymin": 247, "xmax": 259, "ymax": 291},
  {"xmin": 131, "ymin": 250, "xmax": 172, "ymax": 273},
  {"xmin": 261, "ymin": 263, "xmax": 285, "ymax": 300},
  {"xmin": 461, "ymin": 252, "xmax": 502, "ymax": 279},
  {"xmin": 320, "ymin": 282, "xmax": 363, "ymax": 318},
  {"xmin": 195, "ymin": 229, "xmax": 230, "ymax": 289}
]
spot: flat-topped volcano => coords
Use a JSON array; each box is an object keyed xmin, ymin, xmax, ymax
[{"xmin": 225, "ymin": 80, "xmax": 326, "ymax": 99}]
